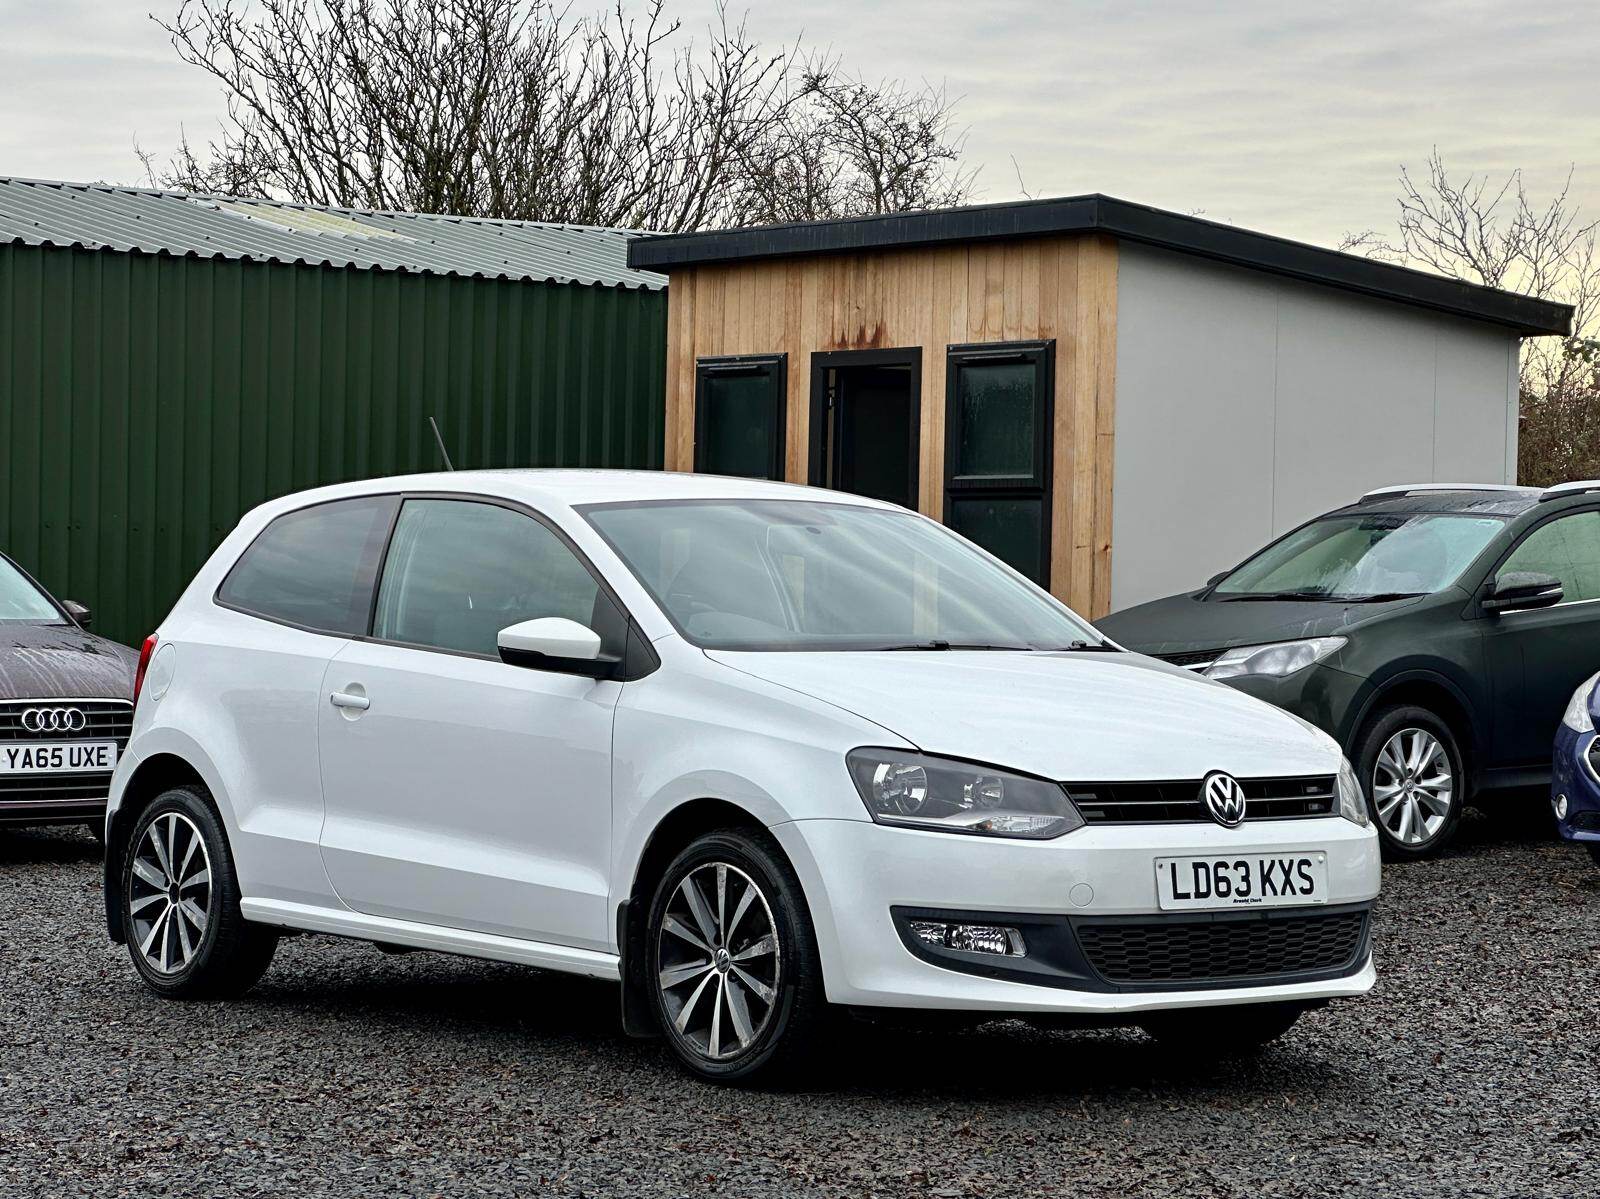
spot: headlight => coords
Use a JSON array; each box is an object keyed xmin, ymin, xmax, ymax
[
  {"xmin": 846, "ymin": 748, "xmax": 1084, "ymax": 839},
  {"xmin": 1204, "ymin": 637, "xmax": 1347, "ymax": 681},
  {"xmin": 1561, "ymin": 672, "xmax": 1599, "ymax": 733},
  {"xmin": 1336, "ymin": 757, "xmax": 1370, "ymax": 827}
]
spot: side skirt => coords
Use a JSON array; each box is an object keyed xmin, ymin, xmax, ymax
[{"xmin": 239, "ymin": 898, "xmax": 622, "ymax": 981}]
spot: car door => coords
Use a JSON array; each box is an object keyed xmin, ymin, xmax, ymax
[
  {"xmin": 317, "ymin": 496, "xmax": 624, "ymax": 952},
  {"xmin": 1482, "ymin": 507, "xmax": 1600, "ymax": 768}
]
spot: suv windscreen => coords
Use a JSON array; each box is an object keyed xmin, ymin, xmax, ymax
[
  {"xmin": 217, "ymin": 496, "xmax": 398, "ymax": 634},
  {"xmin": 1212, "ymin": 512, "xmax": 1507, "ymax": 601},
  {"xmin": 581, "ymin": 498, "xmax": 1103, "ymax": 652},
  {"xmin": 0, "ymin": 556, "xmax": 61, "ymax": 623}
]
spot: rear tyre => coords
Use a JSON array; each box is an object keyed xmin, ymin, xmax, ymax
[
  {"xmin": 646, "ymin": 828, "xmax": 826, "ymax": 1084},
  {"xmin": 120, "ymin": 785, "xmax": 277, "ymax": 999},
  {"xmin": 1138, "ymin": 1001, "xmax": 1306, "ymax": 1055},
  {"xmin": 1354, "ymin": 704, "xmax": 1465, "ymax": 860}
]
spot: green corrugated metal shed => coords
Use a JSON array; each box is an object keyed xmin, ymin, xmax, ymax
[{"xmin": 0, "ymin": 179, "xmax": 667, "ymax": 646}]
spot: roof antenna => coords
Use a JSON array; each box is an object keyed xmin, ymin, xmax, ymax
[{"xmin": 428, "ymin": 416, "xmax": 456, "ymax": 471}]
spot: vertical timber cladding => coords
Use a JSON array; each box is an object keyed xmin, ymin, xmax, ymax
[
  {"xmin": 0, "ymin": 242, "xmax": 667, "ymax": 646},
  {"xmin": 662, "ymin": 235, "xmax": 1118, "ymax": 617}
]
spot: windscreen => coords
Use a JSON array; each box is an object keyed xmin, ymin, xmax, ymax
[
  {"xmin": 582, "ymin": 499, "xmax": 1102, "ymax": 652},
  {"xmin": 1212, "ymin": 513, "xmax": 1507, "ymax": 600},
  {"xmin": 0, "ymin": 557, "xmax": 61, "ymax": 623}
]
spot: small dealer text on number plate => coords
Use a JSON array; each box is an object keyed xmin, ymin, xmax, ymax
[{"xmin": 1155, "ymin": 852, "xmax": 1328, "ymax": 911}]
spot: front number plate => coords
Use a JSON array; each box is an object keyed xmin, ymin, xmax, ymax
[
  {"xmin": 1155, "ymin": 853, "xmax": 1328, "ymax": 911},
  {"xmin": 0, "ymin": 741, "xmax": 118, "ymax": 774}
]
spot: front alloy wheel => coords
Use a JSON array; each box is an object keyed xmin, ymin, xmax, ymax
[
  {"xmin": 657, "ymin": 862, "xmax": 781, "ymax": 1061},
  {"xmin": 1354, "ymin": 704, "xmax": 1465, "ymax": 860},
  {"xmin": 1372, "ymin": 727, "xmax": 1454, "ymax": 848},
  {"xmin": 646, "ymin": 829, "xmax": 825, "ymax": 1083}
]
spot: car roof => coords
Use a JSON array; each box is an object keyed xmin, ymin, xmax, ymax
[
  {"xmin": 250, "ymin": 468, "xmax": 902, "ymax": 516},
  {"xmin": 1334, "ymin": 488, "xmax": 1543, "ymax": 518}
]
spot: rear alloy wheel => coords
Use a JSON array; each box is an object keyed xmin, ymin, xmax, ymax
[
  {"xmin": 121, "ymin": 786, "xmax": 277, "ymax": 998},
  {"xmin": 1355, "ymin": 705, "xmax": 1465, "ymax": 861},
  {"xmin": 646, "ymin": 829, "xmax": 825, "ymax": 1083}
]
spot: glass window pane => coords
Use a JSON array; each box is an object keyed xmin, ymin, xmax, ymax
[
  {"xmin": 947, "ymin": 496, "xmax": 1045, "ymax": 584},
  {"xmin": 954, "ymin": 361, "xmax": 1036, "ymax": 480},
  {"xmin": 0, "ymin": 556, "xmax": 62, "ymax": 623},
  {"xmin": 374, "ymin": 500, "xmax": 608, "ymax": 656},
  {"xmin": 699, "ymin": 367, "xmax": 780, "ymax": 479},
  {"xmin": 218, "ymin": 496, "xmax": 396, "ymax": 634},
  {"xmin": 585, "ymin": 498, "xmax": 1094, "ymax": 651},
  {"xmin": 1502, "ymin": 512, "xmax": 1600, "ymax": 602}
]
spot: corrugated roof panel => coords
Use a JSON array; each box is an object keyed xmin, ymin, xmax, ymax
[{"xmin": 0, "ymin": 177, "xmax": 665, "ymax": 290}]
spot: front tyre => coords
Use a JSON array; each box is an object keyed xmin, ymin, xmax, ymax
[
  {"xmin": 120, "ymin": 785, "xmax": 277, "ymax": 999},
  {"xmin": 646, "ymin": 829, "xmax": 826, "ymax": 1084},
  {"xmin": 1138, "ymin": 1001, "xmax": 1306, "ymax": 1055},
  {"xmin": 1354, "ymin": 704, "xmax": 1465, "ymax": 860}
]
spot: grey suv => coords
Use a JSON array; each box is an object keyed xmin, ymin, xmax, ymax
[{"xmin": 1098, "ymin": 482, "xmax": 1600, "ymax": 859}]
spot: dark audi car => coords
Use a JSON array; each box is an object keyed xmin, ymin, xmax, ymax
[
  {"xmin": 1099, "ymin": 482, "xmax": 1600, "ymax": 860},
  {"xmin": 0, "ymin": 551, "xmax": 136, "ymax": 836}
]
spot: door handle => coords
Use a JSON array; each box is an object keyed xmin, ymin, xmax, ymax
[{"xmin": 329, "ymin": 689, "xmax": 370, "ymax": 711}]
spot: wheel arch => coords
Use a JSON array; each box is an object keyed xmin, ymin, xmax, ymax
[
  {"xmin": 103, "ymin": 753, "xmax": 210, "ymax": 943},
  {"xmin": 615, "ymin": 796, "xmax": 786, "ymax": 1038},
  {"xmin": 1347, "ymin": 670, "xmax": 1478, "ymax": 785}
]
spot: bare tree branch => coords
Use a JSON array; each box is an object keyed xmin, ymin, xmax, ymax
[{"xmin": 142, "ymin": 0, "xmax": 978, "ymax": 231}]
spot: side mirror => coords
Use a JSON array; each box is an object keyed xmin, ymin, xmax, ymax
[
  {"xmin": 497, "ymin": 617, "xmax": 618, "ymax": 679},
  {"xmin": 1482, "ymin": 571, "xmax": 1564, "ymax": 615},
  {"xmin": 62, "ymin": 600, "xmax": 92, "ymax": 628}
]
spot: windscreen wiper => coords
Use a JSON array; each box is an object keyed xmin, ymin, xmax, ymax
[
  {"xmin": 1062, "ymin": 639, "xmax": 1119, "ymax": 652},
  {"xmin": 1343, "ymin": 591, "xmax": 1426, "ymax": 603},
  {"xmin": 1218, "ymin": 590, "xmax": 1336, "ymax": 602},
  {"xmin": 878, "ymin": 640, "xmax": 1035, "ymax": 651}
]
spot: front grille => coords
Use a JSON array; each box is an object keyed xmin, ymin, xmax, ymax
[
  {"xmin": 1154, "ymin": 649, "xmax": 1219, "ymax": 671},
  {"xmin": 0, "ymin": 699, "xmax": 132, "ymax": 806},
  {"xmin": 0, "ymin": 698, "xmax": 133, "ymax": 742},
  {"xmin": 1066, "ymin": 775, "xmax": 1337, "ymax": 824},
  {"xmin": 1074, "ymin": 909, "xmax": 1369, "ymax": 987},
  {"xmin": 1585, "ymin": 738, "xmax": 1600, "ymax": 782}
]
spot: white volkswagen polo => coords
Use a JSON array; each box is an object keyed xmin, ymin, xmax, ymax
[{"xmin": 106, "ymin": 470, "xmax": 1379, "ymax": 1081}]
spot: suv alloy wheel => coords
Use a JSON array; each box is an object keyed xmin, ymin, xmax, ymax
[{"xmin": 1354, "ymin": 705, "xmax": 1465, "ymax": 860}]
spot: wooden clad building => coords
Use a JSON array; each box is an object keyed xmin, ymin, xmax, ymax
[{"xmin": 629, "ymin": 197, "xmax": 1570, "ymax": 618}]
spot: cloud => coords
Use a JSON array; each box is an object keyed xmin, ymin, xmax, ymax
[{"xmin": 4, "ymin": 0, "xmax": 1595, "ymax": 253}]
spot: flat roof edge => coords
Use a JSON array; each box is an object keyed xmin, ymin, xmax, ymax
[{"xmin": 628, "ymin": 195, "xmax": 1573, "ymax": 336}]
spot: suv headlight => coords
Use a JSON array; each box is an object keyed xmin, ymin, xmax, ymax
[
  {"xmin": 846, "ymin": 748, "xmax": 1084, "ymax": 839},
  {"xmin": 1205, "ymin": 637, "xmax": 1346, "ymax": 681},
  {"xmin": 1336, "ymin": 757, "xmax": 1370, "ymax": 827},
  {"xmin": 1562, "ymin": 672, "xmax": 1599, "ymax": 733}
]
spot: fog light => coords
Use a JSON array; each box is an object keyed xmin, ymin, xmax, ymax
[
  {"xmin": 1555, "ymin": 793, "xmax": 1570, "ymax": 820},
  {"xmin": 908, "ymin": 920, "xmax": 1027, "ymax": 957}
]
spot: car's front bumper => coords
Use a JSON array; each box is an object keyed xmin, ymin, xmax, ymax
[
  {"xmin": 1551, "ymin": 725, "xmax": 1600, "ymax": 845},
  {"xmin": 773, "ymin": 816, "xmax": 1381, "ymax": 1014}
]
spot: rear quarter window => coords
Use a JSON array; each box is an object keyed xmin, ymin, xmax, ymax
[{"xmin": 217, "ymin": 496, "xmax": 398, "ymax": 634}]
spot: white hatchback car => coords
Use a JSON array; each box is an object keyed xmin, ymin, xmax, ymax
[{"xmin": 106, "ymin": 470, "xmax": 1380, "ymax": 1081}]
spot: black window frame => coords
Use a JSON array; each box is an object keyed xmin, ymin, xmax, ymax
[
  {"xmin": 693, "ymin": 353, "xmax": 788, "ymax": 481},
  {"xmin": 942, "ymin": 340, "xmax": 1056, "ymax": 585},
  {"xmin": 807, "ymin": 346, "xmax": 923, "ymax": 504},
  {"xmin": 213, "ymin": 490, "xmax": 658, "ymax": 678}
]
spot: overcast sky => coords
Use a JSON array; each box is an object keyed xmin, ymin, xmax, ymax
[{"xmin": 2, "ymin": 0, "xmax": 1596, "ymax": 250}]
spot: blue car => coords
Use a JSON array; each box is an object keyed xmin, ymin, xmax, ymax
[{"xmin": 1551, "ymin": 672, "xmax": 1600, "ymax": 869}]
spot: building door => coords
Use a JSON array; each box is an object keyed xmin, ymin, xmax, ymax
[{"xmin": 809, "ymin": 349, "xmax": 921, "ymax": 509}]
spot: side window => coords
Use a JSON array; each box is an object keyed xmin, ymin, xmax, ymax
[
  {"xmin": 1500, "ymin": 511, "xmax": 1600, "ymax": 603},
  {"xmin": 695, "ymin": 355, "xmax": 787, "ymax": 480},
  {"xmin": 373, "ymin": 499, "xmax": 620, "ymax": 657},
  {"xmin": 943, "ymin": 341, "xmax": 1054, "ymax": 585},
  {"xmin": 217, "ymin": 496, "xmax": 398, "ymax": 634}
]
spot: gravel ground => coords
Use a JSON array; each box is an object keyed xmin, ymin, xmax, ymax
[{"xmin": 3, "ymin": 807, "xmax": 1597, "ymax": 1199}]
